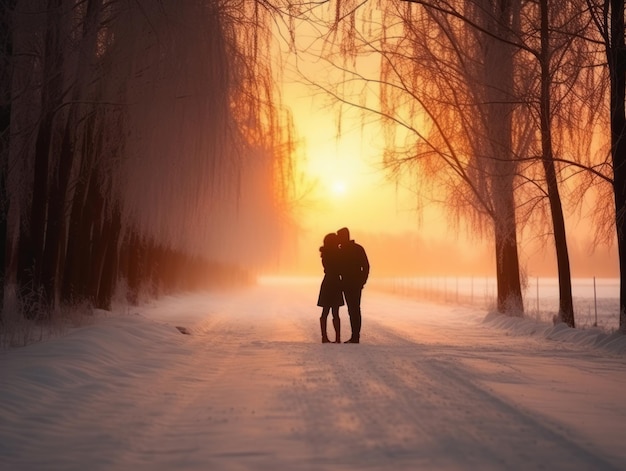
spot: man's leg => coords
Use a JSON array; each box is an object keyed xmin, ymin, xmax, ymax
[
  {"xmin": 344, "ymin": 287, "xmax": 362, "ymax": 342},
  {"xmin": 352, "ymin": 288, "xmax": 362, "ymax": 341},
  {"xmin": 343, "ymin": 290, "xmax": 355, "ymax": 342}
]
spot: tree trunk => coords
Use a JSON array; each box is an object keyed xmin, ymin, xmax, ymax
[
  {"xmin": 483, "ymin": 0, "xmax": 524, "ymax": 314},
  {"xmin": 85, "ymin": 172, "xmax": 105, "ymax": 303},
  {"xmin": 96, "ymin": 203, "xmax": 121, "ymax": 310},
  {"xmin": 40, "ymin": 118, "xmax": 73, "ymax": 307},
  {"xmin": 62, "ymin": 112, "xmax": 98, "ymax": 302},
  {"xmin": 42, "ymin": 0, "xmax": 103, "ymax": 307},
  {"xmin": 494, "ymin": 202, "xmax": 523, "ymax": 313},
  {"xmin": 18, "ymin": 0, "xmax": 63, "ymax": 306},
  {"xmin": 538, "ymin": 0, "xmax": 575, "ymax": 327},
  {"xmin": 0, "ymin": 1, "xmax": 17, "ymax": 315},
  {"xmin": 608, "ymin": 0, "xmax": 626, "ymax": 332},
  {"xmin": 125, "ymin": 231, "xmax": 143, "ymax": 305},
  {"xmin": 88, "ymin": 187, "xmax": 122, "ymax": 309},
  {"xmin": 70, "ymin": 163, "xmax": 104, "ymax": 302},
  {"xmin": 61, "ymin": 157, "xmax": 91, "ymax": 301}
]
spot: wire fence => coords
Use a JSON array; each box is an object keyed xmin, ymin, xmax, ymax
[{"xmin": 371, "ymin": 276, "xmax": 620, "ymax": 331}]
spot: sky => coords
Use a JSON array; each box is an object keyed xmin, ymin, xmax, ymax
[
  {"xmin": 278, "ymin": 47, "xmax": 487, "ymax": 276},
  {"xmin": 1, "ymin": 279, "xmax": 625, "ymax": 470},
  {"xmin": 274, "ymin": 18, "xmax": 619, "ymax": 279},
  {"xmin": 281, "ymin": 82, "xmax": 412, "ymax": 231},
  {"xmin": 278, "ymin": 75, "xmax": 619, "ymax": 279}
]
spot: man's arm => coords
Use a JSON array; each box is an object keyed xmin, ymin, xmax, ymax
[{"xmin": 360, "ymin": 246, "xmax": 370, "ymax": 285}]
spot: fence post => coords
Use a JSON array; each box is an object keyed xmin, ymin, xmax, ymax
[
  {"xmin": 593, "ymin": 276, "xmax": 598, "ymax": 327},
  {"xmin": 536, "ymin": 277, "xmax": 539, "ymax": 313}
]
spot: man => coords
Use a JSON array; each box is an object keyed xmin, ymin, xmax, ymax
[{"xmin": 336, "ymin": 227, "xmax": 369, "ymax": 343}]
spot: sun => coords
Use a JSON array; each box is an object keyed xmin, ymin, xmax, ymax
[{"xmin": 331, "ymin": 179, "xmax": 347, "ymax": 196}]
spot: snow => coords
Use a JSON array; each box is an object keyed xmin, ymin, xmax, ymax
[{"xmin": 1, "ymin": 277, "xmax": 626, "ymax": 470}]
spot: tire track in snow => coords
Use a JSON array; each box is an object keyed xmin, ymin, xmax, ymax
[
  {"xmin": 102, "ymin": 321, "xmax": 287, "ymax": 470},
  {"xmin": 282, "ymin": 308, "xmax": 622, "ymax": 470},
  {"xmin": 105, "ymin": 285, "xmax": 319, "ymax": 470}
]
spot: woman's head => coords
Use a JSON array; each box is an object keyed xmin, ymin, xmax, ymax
[{"xmin": 321, "ymin": 232, "xmax": 338, "ymax": 250}]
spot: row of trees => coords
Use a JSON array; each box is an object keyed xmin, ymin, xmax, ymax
[
  {"xmin": 0, "ymin": 0, "xmax": 296, "ymax": 318},
  {"xmin": 3, "ymin": 0, "xmax": 624, "ymax": 333},
  {"xmin": 282, "ymin": 0, "xmax": 626, "ymax": 331}
]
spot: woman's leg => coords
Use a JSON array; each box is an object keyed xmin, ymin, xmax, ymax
[
  {"xmin": 331, "ymin": 306, "xmax": 341, "ymax": 343},
  {"xmin": 320, "ymin": 307, "xmax": 331, "ymax": 343}
]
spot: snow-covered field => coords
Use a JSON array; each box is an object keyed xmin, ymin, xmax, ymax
[
  {"xmin": 376, "ymin": 277, "xmax": 621, "ymax": 330},
  {"xmin": 1, "ymin": 277, "xmax": 626, "ymax": 470}
]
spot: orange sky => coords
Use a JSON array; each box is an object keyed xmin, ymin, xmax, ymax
[{"xmin": 274, "ymin": 21, "xmax": 619, "ymax": 279}]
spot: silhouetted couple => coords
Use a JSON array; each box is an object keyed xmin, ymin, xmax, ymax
[{"xmin": 317, "ymin": 227, "xmax": 370, "ymax": 344}]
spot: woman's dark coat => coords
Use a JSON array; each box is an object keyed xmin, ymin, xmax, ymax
[{"xmin": 317, "ymin": 246, "xmax": 345, "ymax": 307}]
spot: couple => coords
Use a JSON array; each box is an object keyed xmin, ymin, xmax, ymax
[{"xmin": 317, "ymin": 227, "xmax": 370, "ymax": 344}]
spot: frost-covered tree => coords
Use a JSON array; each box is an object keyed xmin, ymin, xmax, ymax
[
  {"xmin": 284, "ymin": 0, "xmax": 526, "ymax": 314},
  {"xmin": 2, "ymin": 0, "xmax": 297, "ymax": 315},
  {"xmin": 517, "ymin": 0, "xmax": 581, "ymax": 328},
  {"xmin": 283, "ymin": 0, "xmax": 606, "ymax": 323},
  {"xmin": 515, "ymin": 0, "xmax": 606, "ymax": 328},
  {"xmin": 403, "ymin": 0, "xmax": 604, "ymax": 328}
]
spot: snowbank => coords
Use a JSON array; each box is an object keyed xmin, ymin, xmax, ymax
[{"xmin": 483, "ymin": 311, "xmax": 626, "ymax": 355}]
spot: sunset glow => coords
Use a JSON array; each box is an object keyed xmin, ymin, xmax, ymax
[
  {"xmin": 279, "ymin": 49, "xmax": 618, "ymax": 279},
  {"xmin": 330, "ymin": 179, "xmax": 347, "ymax": 196},
  {"xmin": 259, "ymin": 2, "xmax": 621, "ymax": 283}
]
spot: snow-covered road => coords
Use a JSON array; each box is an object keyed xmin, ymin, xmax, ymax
[{"xmin": 1, "ymin": 279, "xmax": 625, "ymax": 470}]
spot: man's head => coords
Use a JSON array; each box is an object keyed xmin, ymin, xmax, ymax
[{"xmin": 337, "ymin": 227, "xmax": 350, "ymax": 244}]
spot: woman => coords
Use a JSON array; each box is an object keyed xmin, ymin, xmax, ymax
[{"xmin": 317, "ymin": 232, "xmax": 343, "ymax": 343}]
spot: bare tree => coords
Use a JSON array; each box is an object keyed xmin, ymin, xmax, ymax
[
  {"xmin": 3, "ymin": 0, "xmax": 298, "ymax": 313},
  {"xmin": 587, "ymin": 0, "xmax": 626, "ymax": 331},
  {"xmin": 528, "ymin": 0, "xmax": 578, "ymax": 327},
  {"xmin": 401, "ymin": 0, "xmax": 607, "ymax": 328},
  {"xmin": 283, "ymin": 0, "xmax": 607, "ymax": 325},
  {"xmin": 285, "ymin": 0, "xmax": 526, "ymax": 313}
]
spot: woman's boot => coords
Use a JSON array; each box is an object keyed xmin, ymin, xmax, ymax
[
  {"xmin": 332, "ymin": 318, "xmax": 341, "ymax": 343},
  {"xmin": 320, "ymin": 317, "xmax": 330, "ymax": 343}
]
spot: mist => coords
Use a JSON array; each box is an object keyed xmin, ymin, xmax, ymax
[{"xmin": 280, "ymin": 230, "xmax": 619, "ymax": 279}]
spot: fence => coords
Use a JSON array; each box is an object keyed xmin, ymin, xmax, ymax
[{"xmin": 371, "ymin": 276, "xmax": 620, "ymax": 331}]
